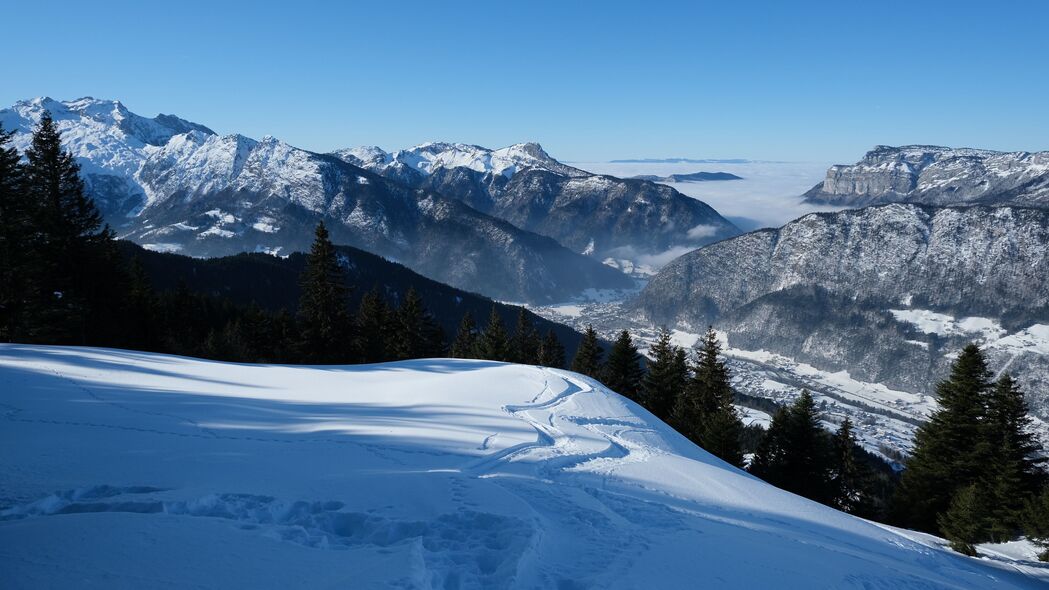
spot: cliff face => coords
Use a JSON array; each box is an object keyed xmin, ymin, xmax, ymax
[{"xmin": 803, "ymin": 145, "xmax": 1049, "ymax": 208}]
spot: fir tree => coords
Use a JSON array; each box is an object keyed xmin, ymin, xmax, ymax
[
  {"xmin": 982, "ymin": 375, "xmax": 1046, "ymax": 539},
  {"xmin": 570, "ymin": 324, "xmax": 603, "ymax": 379},
  {"xmin": 511, "ymin": 308, "xmax": 541, "ymax": 364},
  {"xmin": 830, "ymin": 418, "xmax": 873, "ymax": 515},
  {"xmin": 476, "ymin": 306, "xmax": 511, "ymax": 361},
  {"xmin": 0, "ymin": 125, "xmax": 28, "ymax": 341},
  {"xmin": 22, "ymin": 112, "xmax": 114, "ymax": 343},
  {"xmin": 938, "ymin": 484, "xmax": 987, "ymax": 556},
  {"xmin": 538, "ymin": 329, "xmax": 566, "ymax": 368},
  {"xmin": 640, "ymin": 327, "xmax": 685, "ymax": 420},
  {"xmin": 355, "ymin": 286, "xmax": 391, "ymax": 363},
  {"xmin": 450, "ymin": 311, "xmax": 479, "ymax": 359},
  {"xmin": 893, "ymin": 344, "xmax": 994, "ymax": 533},
  {"xmin": 297, "ymin": 222, "xmax": 353, "ymax": 363},
  {"xmin": 392, "ymin": 287, "xmax": 445, "ymax": 360},
  {"xmin": 671, "ymin": 327, "xmax": 744, "ymax": 466},
  {"xmin": 750, "ymin": 390, "xmax": 833, "ymax": 502},
  {"xmin": 1023, "ymin": 486, "xmax": 1049, "ymax": 561},
  {"xmin": 602, "ymin": 330, "xmax": 643, "ymax": 401}
]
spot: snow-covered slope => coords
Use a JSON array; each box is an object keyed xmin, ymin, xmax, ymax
[
  {"xmin": 804, "ymin": 145, "xmax": 1049, "ymax": 207},
  {"xmin": 334, "ymin": 141, "xmax": 584, "ymax": 180},
  {"xmin": 2, "ymin": 345, "xmax": 1045, "ymax": 588}
]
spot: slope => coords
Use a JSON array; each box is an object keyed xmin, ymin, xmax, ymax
[{"xmin": 1, "ymin": 345, "xmax": 1045, "ymax": 588}]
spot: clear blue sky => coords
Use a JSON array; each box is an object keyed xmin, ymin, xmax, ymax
[{"xmin": 4, "ymin": 0, "xmax": 1047, "ymax": 162}]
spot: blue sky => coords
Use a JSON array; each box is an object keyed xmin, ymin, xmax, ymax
[{"xmin": 4, "ymin": 1, "xmax": 1047, "ymax": 162}]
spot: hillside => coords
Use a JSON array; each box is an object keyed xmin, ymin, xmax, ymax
[{"xmin": 1, "ymin": 345, "xmax": 1045, "ymax": 588}]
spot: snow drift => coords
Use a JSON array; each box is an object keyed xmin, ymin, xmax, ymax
[{"xmin": 0, "ymin": 345, "xmax": 1045, "ymax": 588}]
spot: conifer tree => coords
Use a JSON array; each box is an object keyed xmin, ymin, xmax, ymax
[
  {"xmin": 892, "ymin": 344, "xmax": 994, "ymax": 533},
  {"xmin": 938, "ymin": 484, "xmax": 987, "ymax": 556},
  {"xmin": 640, "ymin": 327, "xmax": 685, "ymax": 420},
  {"xmin": 982, "ymin": 375, "xmax": 1046, "ymax": 539},
  {"xmin": 0, "ymin": 125, "xmax": 28, "ymax": 341},
  {"xmin": 476, "ymin": 306, "xmax": 511, "ymax": 361},
  {"xmin": 22, "ymin": 112, "xmax": 114, "ymax": 343},
  {"xmin": 570, "ymin": 324, "xmax": 603, "ymax": 379},
  {"xmin": 830, "ymin": 418, "xmax": 872, "ymax": 515},
  {"xmin": 671, "ymin": 327, "xmax": 744, "ymax": 466},
  {"xmin": 355, "ymin": 286, "xmax": 391, "ymax": 363},
  {"xmin": 750, "ymin": 390, "xmax": 833, "ymax": 502},
  {"xmin": 297, "ymin": 222, "xmax": 353, "ymax": 363},
  {"xmin": 450, "ymin": 311, "xmax": 479, "ymax": 359},
  {"xmin": 392, "ymin": 287, "xmax": 445, "ymax": 360},
  {"xmin": 538, "ymin": 329, "xmax": 566, "ymax": 368},
  {"xmin": 511, "ymin": 308, "xmax": 541, "ymax": 364},
  {"xmin": 602, "ymin": 330, "xmax": 643, "ymax": 401},
  {"xmin": 1023, "ymin": 486, "xmax": 1049, "ymax": 561}
]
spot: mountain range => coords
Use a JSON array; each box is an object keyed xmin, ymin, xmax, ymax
[
  {"xmin": 803, "ymin": 145, "xmax": 1049, "ymax": 208},
  {"xmin": 629, "ymin": 172, "xmax": 743, "ymax": 182}
]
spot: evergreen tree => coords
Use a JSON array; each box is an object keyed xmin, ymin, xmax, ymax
[
  {"xmin": 124, "ymin": 256, "xmax": 158, "ymax": 350},
  {"xmin": 893, "ymin": 344, "xmax": 994, "ymax": 533},
  {"xmin": 450, "ymin": 311, "xmax": 479, "ymax": 359},
  {"xmin": 537, "ymin": 329, "xmax": 566, "ymax": 369},
  {"xmin": 830, "ymin": 418, "xmax": 873, "ymax": 515},
  {"xmin": 982, "ymin": 375, "xmax": 1046, "ymax": 539},
  {"xmin": 476, "ymin": 306, "xmax": 511, "ymax": 361},
  {"xmin": 938, "ymin": 484, "xmax": 987, "ymax": 556},
  {"xmin": 671, "ymin": 327, "xmax": 744, "ymax": 466},
  {"xmin": 392, "ymin": 287, "xmax": 445, "ymax": 360},
  {"xmin": 640, "ymin": 327, "xmax": 686, "ymax": 420},
  {"xmin": 570, "ymin": 324, "xmax": 603, "ymax": 379},
  {"xmin": 1023, "ymin": 486, "xmax": 1049, "ymax": 561},
  {"xmin": 355, "ymin": 287, "xmax": 391, "ymax": 363},
  {"xmin": 22, "ymin": 112, "xmax": 115, "ymax": 343},
  {"xmin": 297, "ymin": 222, "xmax": 353, "ymax": 363},
  {"xmin": 602, "ymin": 330, "xmax": 643, "ymax": 401},
  {"xmin": 511, "ymin": 308, "xmax": 541, "ymax": 364},
  {"xmin": 0, "ymin": 125, "xmax": 28, "ymax": 341},
  {"xmin": 750, "ymin": 390, "xmax": 833, "ymax": 502}
]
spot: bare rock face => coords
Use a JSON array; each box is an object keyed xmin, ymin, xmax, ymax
[
  {"xmin": 804, "ymin": 145, "xmax": 1049, "ymax": 208},
  {"xmin": 634, "ymin": 204, "xmax": 1049, "ymax": 417}
]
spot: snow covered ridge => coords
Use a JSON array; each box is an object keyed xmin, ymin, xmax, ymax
[
  {"xmin": 332, "ymin": 141, "xmax": 586, "ymax": 180},
  {"xmin": 804, "ymin": 144, "xmax": 1049, "ymax": 207},
  {"xmin": 2, "ymin": 345, "xmax": 1046, "ymax": 588}
]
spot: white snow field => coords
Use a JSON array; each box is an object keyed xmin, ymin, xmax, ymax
[{"xmin": 1, "ymin": 345, "xmax": 1047, "ymax": 589}]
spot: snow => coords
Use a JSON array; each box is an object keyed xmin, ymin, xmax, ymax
[
  {"xmin": 890, "ymin": 309, "xmax": 1007, "ymax": 341},
  {"xmin": 335, "ymin": 141, "xmax": 585, "ymax": 181},
  {"xmin": 2, "ymin": 345, "xmax": 1046, "ymax": 588}
]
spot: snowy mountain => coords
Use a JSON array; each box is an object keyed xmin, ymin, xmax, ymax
[
  {"xmin": 2, "ymin": 344, "xmax": 1045, "ymax": 588},
  {"xmin": 633, "ymin": 204, "xmax": 1049, "ymax": 418},
  {"xmin": 333, "ymin": 142, "xmax": 740, "ymax": 259},
  {"xmin": 803, "ymin": 145, "xmax": 1049, "ymax": 208},
  {"xmin": 0, "ymin": 97, "xmax": 631, "ymax": 302}
]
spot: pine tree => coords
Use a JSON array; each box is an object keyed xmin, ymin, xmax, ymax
[
  {"xmin": 297, "ymin": 222, "xmax": 353, "ymax": 363},
  {"xmin": 450, "ymin": 311, "xmax": 479, "ymax": 359},
  {"xmin": 355, "ymin": 286, "xmax": 391, "ymax": 363},
  {"xmin": 22, "ymin": 112, "xmax": 114, "ymax": 343},
  {"xmin": 538, "ymin": 329, "xmax": 566, "ymax": 368},
  {"xmin": 640, "ymin": 327, "xmax": 686, "ymax": 420},
  {"xmin": 1023, "ymin": 486, "xmax": 1049, "ymax": 561},
  {"xmin": 938, "ymin": 484, "xmax": 987, "ymax": 556},
  {"xmin": 750, "ymin": 390, "xmax": 833, "ymax": 502},
  {"xmin": 392, "ymin": 287, "xmax": 445, "ymax": 360},
  {"xmin": 831, "ymin": 418, "xmax": 873, "ymax": 515},
  {"xmin": 602, "ymin": 330, "xmax": 643, "ymax": 401},
  {"xmin": 476, "ymin": 306, "xmax": 511, "ymax": 361},
  {"xmin": 893, "ymin": 344, "xmax": 994, "ymax": 533},
  {"xmin": 0, "ymin": 125, "xmax": 29, "ymax": 341},
  {"xmin": 671, "ymin": 327, "xmax": 744, "ymax": 467},
  {"xmin": 982, "ymin": 375, "xmax": 1046, "ymax": 539},
  {"xmin": 511, "ymin": 308, "xmax": 541, "ymax": 364},
  {"xmin": 570, "ymin": 324, "xmax": 603, "ymax": 379}
]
